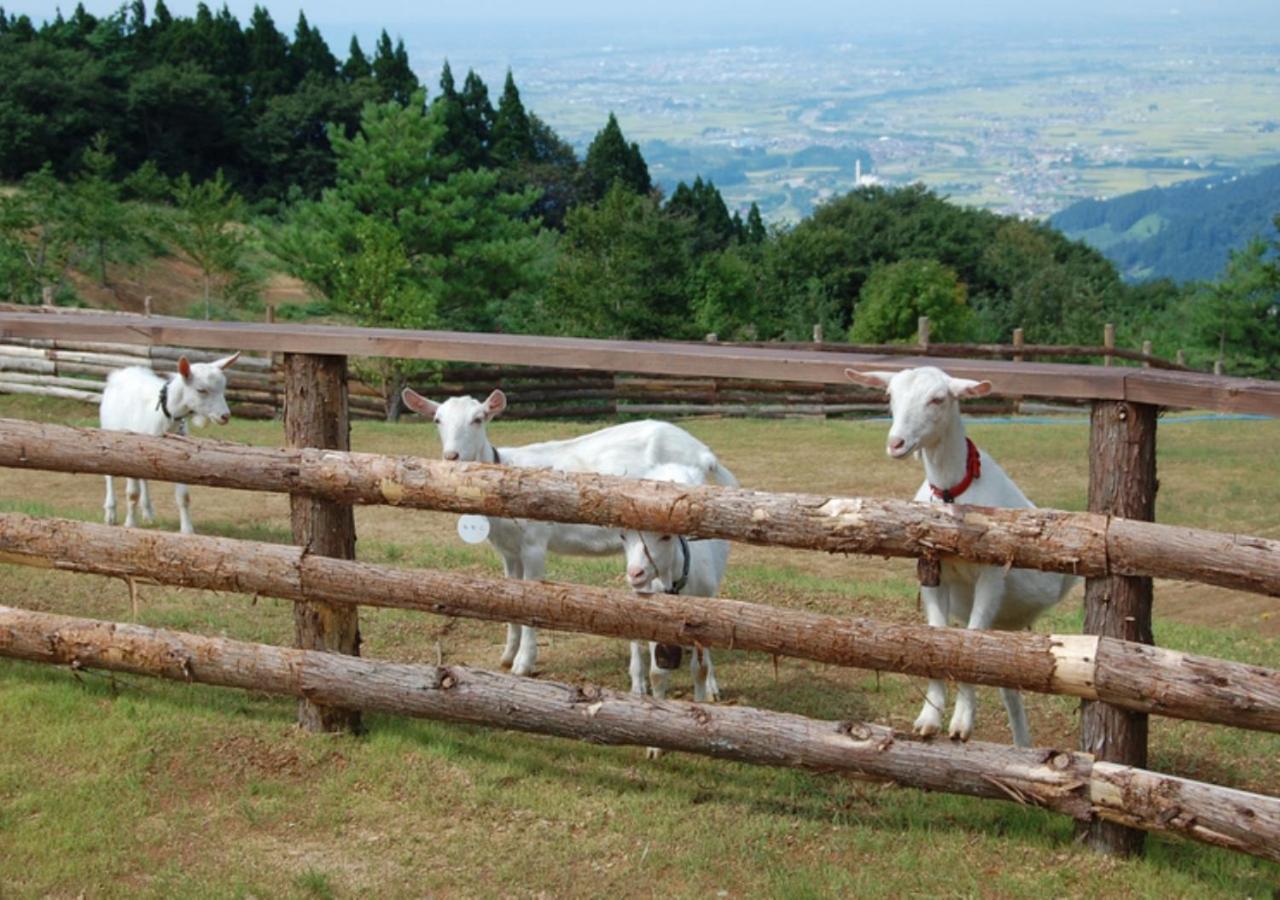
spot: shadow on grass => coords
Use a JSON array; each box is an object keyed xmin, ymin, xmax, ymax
[{"xmin": 2, "ymin": 655, "xmax": 1276, "ymax": 891}]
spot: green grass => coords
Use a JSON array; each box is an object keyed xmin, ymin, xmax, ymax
[{"xmin": 0, "ymin": 396, "xmax": 1278, "ymax": 896}]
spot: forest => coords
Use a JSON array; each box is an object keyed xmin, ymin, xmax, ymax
[
  {"xmin": 1051, "ymin": 165, "xmax": 1280, "ymax": 284},
  {"xmin": 1, "ymin": 2, "xmax": 1276, "ymax": 380}
]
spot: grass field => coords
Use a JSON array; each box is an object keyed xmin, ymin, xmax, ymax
[{"xmin": 1, "ymin": 395, "xmax": 1278, "ymax": 897}]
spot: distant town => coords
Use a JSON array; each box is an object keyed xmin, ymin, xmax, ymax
[{"xmin": 408, "ymin": 23, "xmax": 1280, "ymax": 222}]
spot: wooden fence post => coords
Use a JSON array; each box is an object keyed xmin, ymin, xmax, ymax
[
  {"xmin": 1175, "ymin": 349, "xmax": 1185, "ymax": 367},
  {"xmin": 1012, "ymin": 328, "xmax": 1024, "ymax": 363},
  {"xmin": 917, "ymin": 316, "xmax": 930, "ymax": 351},
  {"xmin": 284, "ymin": 352, "xmax": 361, "ymax": 734},
  {"xmin": 812, "ymin": 323, "xmax": 823, "ymax": 343},
  {"xmin": 1080, "ymin": 400, "xmax": 1157, "ymax": 856},
  {"xmin": 1141, "ymin": 340, "xmax": 1152, "ymax": 367},
  {"xmin": 1103, "ymin": 323, "xmax": 1115, "ymax": 367}
]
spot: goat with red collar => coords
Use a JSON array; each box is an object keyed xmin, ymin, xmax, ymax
[{"xmin": 846, "ymin": 365, "xmax": 1079, "ymax": 748}]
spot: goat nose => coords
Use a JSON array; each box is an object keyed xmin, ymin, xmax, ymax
[
  {"xmin": 444, "ymin": 451, "xmax": 460, "ymax": 461},
  {"xmin": 889, "ymin": 437, "xmax": 906, "ymax": 453},
  {"xmin": 628, "ymin": 567, "xmax": 646, "ymax": 581}
]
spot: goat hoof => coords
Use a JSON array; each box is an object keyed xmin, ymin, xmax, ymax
[
  {"xmin": 510, "ymin": 659, "xmax": 536, "ymax": 677},
  {"xmin": 498, "ymin": 657, "xmax": 515, "ymax": 670},
  {"xmin": 948, "ymin": 725, "xmax": 973, "ymax": 742},
  {"xmin": 645, "ymin": 747, "xmax": 664, "ymax": 761},
  {"xmin": 914, "ymin": 721, "xmax": 941, "ymax": 739}
]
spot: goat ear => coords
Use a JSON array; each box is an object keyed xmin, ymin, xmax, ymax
[
  {"xmin": 178, "ymin": 356, "xmax": 192, "ymax": 380},
  {"xmin": 482, "ymin": 389, "xmax": 507, "ymax": 420},
  {"xmin": 844, "ymin": 368, "xmax": 894, "ymax": 391},
  {"xmin": 948, "ymin": 377, "xmax": 993, "ymax": 398},
  {"xmin": 215, "ymin": 351, "xmax": 241, "ymax": 370},
  {"xmin": 401, "ymin": 388, "xmax": 438, "ymax": 418}
]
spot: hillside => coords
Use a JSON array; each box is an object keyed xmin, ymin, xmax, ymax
[{"xmin": 1050, "ymin": 165, "xmax": 1280, "ymax": 283}]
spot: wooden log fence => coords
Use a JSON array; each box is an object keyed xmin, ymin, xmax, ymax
[
  {"xmin": 0, "ymin": 323, "xmax": 1249, "ymax": 422},
  {"xmin": 0, "ymin": 419, "xmax": 1275, "ymax": 599},
  {"xmin": 1, "ymin": 512, "xmax": 1278, "ymax": 735},
  {"xmin": 0, "ymin": 310, "xmax": 1276, "ymax": 860},
  {"xmin": 2, "ymin": 604, "xmax": 1278, "ymax": 864}
]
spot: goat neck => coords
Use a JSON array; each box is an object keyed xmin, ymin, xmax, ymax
[
  {"xmin": 162, "ymin": 374, "xmax": 193, "ymax": 421},
  {"xmin": 918, "ymin": 407, "xmax": 971, "ymax": 498}
]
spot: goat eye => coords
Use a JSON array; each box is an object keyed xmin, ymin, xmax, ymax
[
  {"xmin": 929, "ymin": 395, "xmax": 945, "ymax": 405},
  {"xmin": 471, "ymin": 417, "xmax": 483, "ymax": 425}
]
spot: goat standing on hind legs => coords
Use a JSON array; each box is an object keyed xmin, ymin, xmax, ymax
[
  {"xmin": 100, "ymin": 352, "xmax": 240, "ymax": 535},
  {"xmin": 846, "ymin": 366, "xmax": 1079, "ymax": 748}
]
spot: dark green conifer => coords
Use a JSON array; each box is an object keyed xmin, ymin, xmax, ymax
[
  {"xmin": 342, "ymin": 36, "xmax": 370, "ymax": 82},
  {"xmin": 490, "ymin": 70, "xmax": 534, "ymax": 166},
  {"xmin": 582, "ymin": 112, "xmax": 651, "ymax": 201}
]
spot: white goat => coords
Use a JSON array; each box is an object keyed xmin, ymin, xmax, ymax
[
  {"xmin": 621, "ymin": 463, "xmax": 728, "ymax": 718},
  {"xmin": 100, "ymin": 353, "xmax": 240, "ymax": 535},
  {"xmin": 845, "ymin": 365, "xmax": 1078, "ymax": 748},
  {"xmin": 402, "ymin": 387, "xmax": 738, "ymax": 676}
]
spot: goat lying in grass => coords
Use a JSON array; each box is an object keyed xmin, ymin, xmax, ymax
[
  {"xmin": 100, "ymin": 353, "xmax": 240, "ymax": 535},
  {"xmin": 620, "ymin": 463, "xmax": 729, "ymax": 758},
  {"xmin": 846, "ymin": 365, "xmax": 1078, "ymax": 747},
  {"xmin": 402, "ymin": 387, "xmax": 738, "ymax": 676}
]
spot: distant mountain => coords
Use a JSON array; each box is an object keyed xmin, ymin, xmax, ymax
[{"xmin": 1050, "ymin": 165, "xmax": 1280, "ymax": 283}]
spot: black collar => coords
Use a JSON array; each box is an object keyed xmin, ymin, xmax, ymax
[
  {"xmin": 157, "ymin": 380, "xmax": 183, "ymax": 421},
  {"xmin": 665, "ymin": 536, "xmax": 692, "ymax": 595}
]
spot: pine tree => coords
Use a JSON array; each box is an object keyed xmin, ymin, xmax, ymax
[
  {"xmin": 69, "ymin": 132, "xmax": 134, "ymax": 285},
  {"xmin": 274, "ymin": 92, "xmax": 545, "ymax": 406},
  {"xmin": 342, "ymin": 36, "xmax": 370, "ymax": 82},
  {"xmin": 289, "ymin": 11, "xmax": 336, "ymax": 82},
  {"xmin": 582, "ymin": 113, "xmax": 651, "ymax": 202},
  {"xmin": 459, "ymin": 69, "xmax": 494, "ymax": 164},
  {"xmin": 371, "ymin": 30, "xmax": 418, "ymax": 105},
  {"xmin": 665, "ymin": 176, "xmax": 734, "ymax": 255},
  {"xmin": 521, "ymin": 113, "xmax": 581, "ymax": 230},
  {"xmin": 244, "ymin": 5, "xmax": 293, "ymax": 111},
  {"xmin": 489, "ymin": 70, "xmax": 534, "ymax": 166},
  {"xmin": 746, "ymin": 202, "xmax": 766, "ymax": 243}
]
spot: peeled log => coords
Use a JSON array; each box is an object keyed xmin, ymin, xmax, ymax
[
  {"xmin": 1, "ymin": 512, "xmax": 1279, "ymax": 735},
  {"xmin": 0, "ymin": 418, "xmax": 1276, "ymax": 596},
  {"xmin": 1, "ymin": 604, "xmax": 1278, "ymax": 864}
]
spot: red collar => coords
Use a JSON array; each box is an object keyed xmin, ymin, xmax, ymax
[{"xmin": 930, "ymin": 438, "xmax": 981, "ymax": 503}]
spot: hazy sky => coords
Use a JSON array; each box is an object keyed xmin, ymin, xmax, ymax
[{"xmin": 15, "ymin": 0, "xmax": 1280, "ymax": 35}]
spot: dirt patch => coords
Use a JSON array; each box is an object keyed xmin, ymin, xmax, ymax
[
  {"xmin": 1156, "ymin": 579, "xmax": 1280, "ymax": 638},
  {"xmin": 205, "ymin": 734, "xmax": 347, "ymax": 782},
  {"xmin": 67, "ymin": 258, "xmax": 314, "ymax": 316}
]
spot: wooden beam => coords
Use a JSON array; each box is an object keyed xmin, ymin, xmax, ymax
[
  {"xmin": 1081, "ymin": 400, "xmax": 1158, "ymax": 856},
  {"xmin": 3, "ymin": 605, "xmax": 1279, "ymax": 864},
  {"xmin": 2, "ymin": 512, "xmax": 1279, "ymax": 733},
  {"xmin": 283, "ymin": 353, "xmax": 360, "ymax": 734},
  {"xmin": 0, "ymin": 419, "xmax": 1277, "ymax": 597},
  {"xmin": 0, "ymin": 312, "xmax": 1276, "ymax": 414}
]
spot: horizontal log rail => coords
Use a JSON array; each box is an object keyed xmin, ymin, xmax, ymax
[
  {"xmin": 1, "ymin": 605, "xmax": 1276, "ymax": 863},
  {"xmin": 747, "ymin": 339, "xmax": 1193, "ymax": 371},
  {"xmin": 1, "ymin": 513, "xmax": 1278, "ymax": 734},
  {"xmin": 0, "ymin": 419, "xmax": 1276, "ymax": 596},
  {"xmin": 0, "ymin": 312, "xmax": 1276, "ymax": 415}
]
